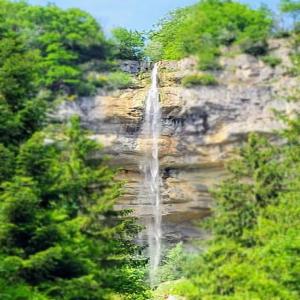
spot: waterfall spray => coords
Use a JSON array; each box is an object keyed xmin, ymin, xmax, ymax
[{"xmin": 140, "ymin": 63, "xmax": 162, "ymax": 285}]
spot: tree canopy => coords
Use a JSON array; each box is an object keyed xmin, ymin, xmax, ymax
[
  {"xmin": 148, "ymin": 0, "xmax": 272, "ymax": 64},
  {"xmin": 0, "ymin": 1, "xmax": 150, "ymax": 299},
  {"xmin": 111, "ymin": 27, "xmax": 145, "ymax": 60}
]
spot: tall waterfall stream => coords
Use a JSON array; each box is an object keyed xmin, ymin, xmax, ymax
[{"xmin": 140, "ymin": 63, "xmax": 162, "ymax": 285}]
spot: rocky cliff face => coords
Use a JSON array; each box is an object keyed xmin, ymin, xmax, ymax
[{"xmin": 57, "ymin": 39, "xmax": 300, "ymax": 246}]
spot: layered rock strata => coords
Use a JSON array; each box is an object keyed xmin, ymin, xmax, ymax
[{"xmin": 57, "ymin": 39, "xmax": 300, "ymax": 245}]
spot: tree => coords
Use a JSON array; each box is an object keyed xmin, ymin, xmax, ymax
[
  {"xmin": 280, "ymin": 0, "xmax": 300, "ymax": 24},
  {"xmin": 0, "ymin": 34, "xmax": 48, "ymax": 152},
  {"xmin": 0, "ymin": 0, "xmax": 111, "ymax": 95},
  {"xmin": 0, "ymin": 144, "xmax": 14, "ymax": 184},
  {"xmin": 0, "ymin": 117, "xmax": 149, "ymax": 300},
  {"xmin": 0, "ymin": 1, "xmax": 150, "ymax": 298},
  {"xmin": 208, "ymin": 134, "xmax": 283, "ymax": 244},
  {"xmin": 0, "ymin": 35, "xmax": 41, "ymax": 111},
  {"xmin": 111, "ymin": 27, "xmax": 145, "ymax": 60},
  {"xmin": 144, "ymin": 40, "xmax": 164, "ymax": 62},
  {"xmin": 162, "ymin": 115, "xmax": 300, "ymax": 299},
  {"xmin": 150, "ymin": 0, "xmax": 272, "ymax": 62}
]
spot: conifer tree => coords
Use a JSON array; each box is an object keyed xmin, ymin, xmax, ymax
[
  {"xmin": 174, "ymin": 134, "xmax": 293, "ymax": 299},
  {"xmin": 208, "ymin": 134, "xmax": 283, "ymax": 244},
  {"xmin": 0, "ymin": 117, "xmax": 149, "ymax": 300},
  {"xmin": 168, "ymin": 119, "xmax": 300, "ymax": 299}
]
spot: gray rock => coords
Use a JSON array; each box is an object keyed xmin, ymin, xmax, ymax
[{"xmin": 119, "ymin": 60, "xmax": 152, "ymax": 74}]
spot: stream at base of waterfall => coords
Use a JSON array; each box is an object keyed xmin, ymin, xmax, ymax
[{"xmin": 139, "ymin": 63, "xmax": 162, "ymax": 285}]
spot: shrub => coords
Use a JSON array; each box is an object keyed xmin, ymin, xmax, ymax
[
  {"xmin": 150, "ymin": 1, "xmax": 272, "ymax": 61},
  {"xmin": 154, "ymin": 279, "xmax": 198, "ymax": 300},
  {"xmin": 88, "ymin": 71, "xmax": 133, "ymax": 90},
  {"xmin": 181, "ymin": 73, "xmax": 218, "ymax": 88},
  {"xmin": 77, "ymin": 81, "xmax": 97, "ymax": 96},
  {"xmin": 288, "ymin": 53, "xmax": 300, "ymax": 76},
  {"xmin": 262, "ymin": 55, "xmax": 282, "ymax": 67},
  {"xmin": 107, "ymin": 71, "xmax": 133, "ymax": 89},
  {"xmin": 273, "ymin": 30, "xmax": 291, "ymax": 38},
  {"xmin": 239, "ymin": 38, "xmax": 269, "ymax": 56},
  {"xmin": 157, "ymin": 243, "xmax": 191, "ymax": 283},
  {"xmin": 198, "ymin": 49, "xmax": 222, "ymax": 71}
]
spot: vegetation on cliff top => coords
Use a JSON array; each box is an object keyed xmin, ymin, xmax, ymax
[
  {"xmin": 181, "ymin": 73, "xmax": 218, "ymax": 87},
  {"xmin": 147, "ymin": 0, "xmax": 273, "ymax": 65}
]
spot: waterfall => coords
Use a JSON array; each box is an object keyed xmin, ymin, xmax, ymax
[{"xmin": 140, "ymin": 63, "xmax": 162, "ymax": 285}]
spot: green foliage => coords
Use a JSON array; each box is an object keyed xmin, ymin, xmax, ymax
[
  {"xmin": 209, "ymin": 134, "xmax": 283, "ymax": 243},
  {"xmin": 0, "ymin": 0, "xmax": 110, "ymax": 95},
  {"xmin": 0, "ymin": 34, "xmax": 47, "ymax": 147},
  {"xmin": 262, "ymin": 55, "xmax": 282, "ymax": 67},
  {"xmin": 287, "ymin": 28, "xmax": 300, "ymax": 75},
  {"xmin": 281, "ymin": 0, "xmax": 300, "ymax": 12},
  {"xmin": 0, "ymin": 144, "xmax": 14, "ymax": 184},
  {"xmin": 40, "ymin": 43, "xmax": 81, "ymax": 91},
  {"xmin": 157, "ymin": 243, "xmax": 192, "ymax": 283},
  {"xmin": 280, "ymin": 0, "xmax": 300, "ymax": 33},
  {"xmin": 144, "ymin": 41, "xmax": 164, "ymax": 62},
  {"xmin": 150, "ymin": 0, "xmax": 272, "ymax": 61},
  {"xmin": 238, "ymin": 38, "xmax": 269, "ymax": 56},
  {"xmin": 280, "ymin": 0, "xmax": 300, "ymax": 19},
  {"xmin": 89, "ymin": 71, "xmax": 134, "ymax": 90},
  {"xmin": 0, "ymin": 98, "xmax": 19, "ymax": 146},
  {"xmin": 167, "ymin": 126, "xmax": 300, "ymax": 299},
  {"xmin": 154, "ymin": 279, "xmax": 198, "ymax": 300},
  {"xmin": 181, "ymin": 73, "xmax": 218, "ymax": 87},
  {"xmin": 0, "ymin": 1, "xmax": 150, "ymax": 299},
  {"xmin": 112, "ymin": 27, "xmax": 145, "ymax": 60},
  {"xmin": 0, "ymin": 117, "xmax": 149, "ymax": 299},
  {"xmin": 0, "ymin": 278, "xmax": 47, "ymax": 300},
  {"xmin": 197, "ymin": 47, "xmax": 222, "ymax": 70},
  {"xmin": 0, "ymin": 36, "xmax": 41, "ymax": 110},
  {"xmin": 149, "ymin": 7, "xmax": 190, "ymax": 60}
]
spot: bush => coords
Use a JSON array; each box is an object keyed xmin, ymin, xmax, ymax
[
  {"xmin": 181, "ymin": 73, "xmax": 218, "ymax": 88},
  {"xmin": 239, "ymin": 38, "xmax": 269, "ymax": 56},
  {"xmin": 154, "ymin": 279, "xmax": 198, "ymax": 300},
  {"xmin": 289, "ymin": 53, "xmax": 300, "ymax": 76},
  {"xmin": 77, "ymin": 82, "xmax": 97, "ymax": 96},
  {"xmin": 157, "ymin": 243, "xmax": 190, "ymax": 284},
  {"xmin": 273, "ymin": 30, "xmax": 291, "ymax": 38},
  {"xmin": 198, "ymin": 49, "xmax": 222, "ymax": 71},
  {"xmin": 262, "ymin": 55, "xmax": 282, "ymax": 67},
  {"xmin": 89, "ymin": 71, "xmax": 133, "ymax": 90},
  {"xmin": 108, "ymin": 71, "xmax": 133, "ymax": 89},
  {"xmin": 150, "ymin": 1, "xmax": 272, "ymax": 61}
]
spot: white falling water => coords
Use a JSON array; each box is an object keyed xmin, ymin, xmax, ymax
[{"xmin": 140, "ymin": 63, "xmax": 162, "ymax": 284}]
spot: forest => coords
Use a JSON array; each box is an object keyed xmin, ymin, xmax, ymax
[{"xmin": 0, "ymin": 0, "xmax": 300, "ymax": 299}]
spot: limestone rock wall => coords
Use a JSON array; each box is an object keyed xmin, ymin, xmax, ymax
[{"xmin": 57, "ymin": 39, "xmax": 300, "ymax": 245}]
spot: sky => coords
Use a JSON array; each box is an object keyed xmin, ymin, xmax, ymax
[{"xmin": 28, "ymin": 0, "xmax": 281, "ymax": 32}]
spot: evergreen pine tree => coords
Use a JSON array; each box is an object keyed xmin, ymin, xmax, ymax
[
  {"xmin": 0, "ymin": 116, "xmax": 149, "ymax": 300},
  {"xmin": 176, "ymin": 134, "xmax": 293, "ymax": 299}
]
